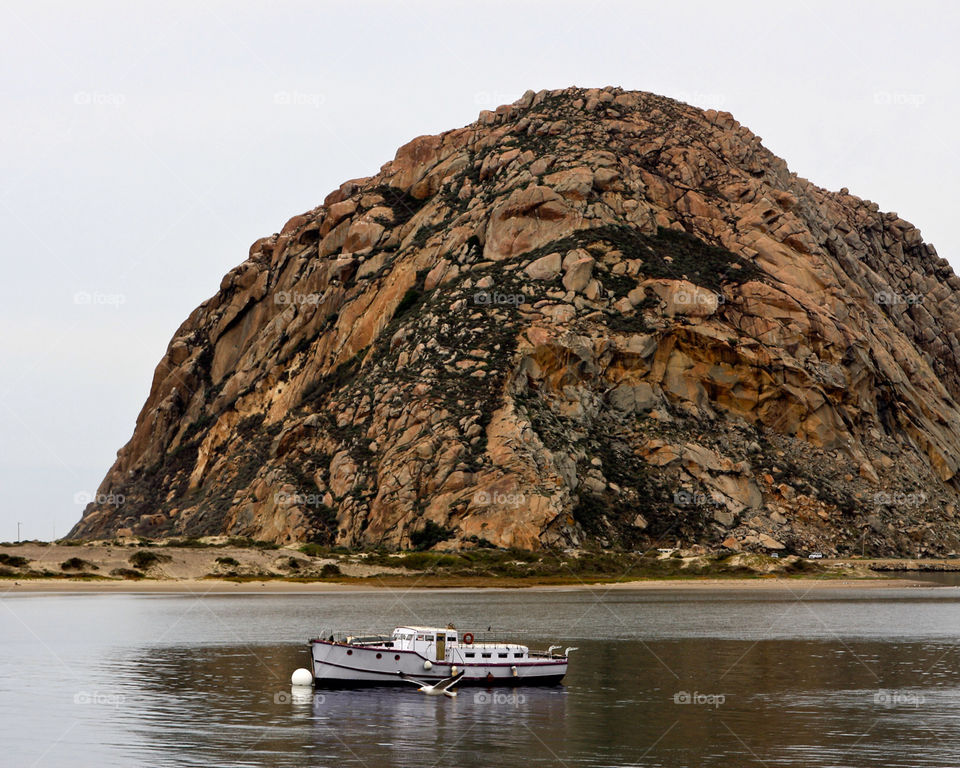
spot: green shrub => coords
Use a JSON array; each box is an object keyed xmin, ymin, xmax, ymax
[
  {"xmin": 129, "ymin": 551, "xmax": 171, "ymax": 570},
  {"xmin": 506, "ymin": 548, "xmax": 540, "ymax": 563},
  {"xmin": 225, "ymin": 537, "xmax": 280, "ymax": 550},
  {"xmin": 0, "ymin": 553, "xmax": 29, "ymax": 568},
  {"xmin": 320, "ymin": 563, "xmax": 342, "ymax": 577},
  {"xmin": 299, "ymin": 543, "xmax": 327, "ymax": 557},
  {"xmin": 397, "ymin": 552, "xmax": 462, "ymax": 570},
  {"xmin": 362, "ymin": 551, "xmax": 400, "ymax": 567},
  {"xmin": 215, "ymin": 556, "xmax": 239, "ymax": 567},
  {"xmin": 110, "ymin": 568, "xmax": 144, "ymax": 580},
  {"xmin": 409, "ymin": 521, "xmax": 453, "ymax": 551},
  {"xmin": 61, "ymin": 557, "xmax": 97, "ymax": 571},
  {"xmin": 162, "ymin": 538, "xmax": 210, "ymax": 548}
]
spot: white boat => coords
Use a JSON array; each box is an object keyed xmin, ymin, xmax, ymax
[{"xmin": 309, "ymin": 625, "xmax": 571, "ymax": 687}]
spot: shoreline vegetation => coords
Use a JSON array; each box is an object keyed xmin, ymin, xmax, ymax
[{"xmin": 0, "ymin": 538, "xmax": 949, "ymax": 591}]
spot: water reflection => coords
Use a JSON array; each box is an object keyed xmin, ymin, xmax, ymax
[
  {"xmin": 108, "ymin": 637, "xmax": 960, "ymax": 767},
  {"xmin": 894, "ymin": 570, "xmax": 960, "ymax": 587},
  {"xmin": 6, "ymin": 589, "xmax": 960, "ymax": 766},
  {"xmin": 306, "ymin": 685, "xmax": 568, "ymax": 767},
  {"xmin": 112, "ymin": 643, "xmax": 570, "ymax": 767}
]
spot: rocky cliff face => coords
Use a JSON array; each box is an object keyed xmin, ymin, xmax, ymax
[{"xmin": 70, "ymin": 86, "xmax": 960, "ymax": 556}]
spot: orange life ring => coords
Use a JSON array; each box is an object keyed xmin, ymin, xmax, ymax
[{"xmin": 463, "ymin": 632, "xmax": 474, "ymax": 645}]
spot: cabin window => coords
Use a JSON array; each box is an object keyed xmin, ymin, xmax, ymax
[
  {"xmin": 417, "ymin": 635, "xmax": 425, "ymax": 641},
  {"xmin": 481, "ymin": 653, "xmax": 491, "ymax": 658},
  {"xmin": 425, "ymin": 635, "xmax": 434, "ymax": 642},
  {"xmin": 514, "ymin": 652, "xmax": 524, "ymax": 658},
  {"xmin": 384, "ymin": 642, "xmax": 393, "ymax": 647},
  {"xmin": 498, "ymin": 653, "xmax": 508, "ymax": 658},
  {"xmin": 465, "ymin": 652, "xmax": 475, "ymax": 658},
  {"xmin": 376, "ymin": 653, "xmax": 382, "ymax": 659}
]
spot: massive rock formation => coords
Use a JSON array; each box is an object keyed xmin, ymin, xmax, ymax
[{"xmin": 70, "ymin": 87, "xmax": 960, "ymax": 556}]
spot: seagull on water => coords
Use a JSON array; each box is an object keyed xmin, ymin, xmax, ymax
[{"xmin": 399, "ymin": 670, "xmax": 465, "ymax": 698}]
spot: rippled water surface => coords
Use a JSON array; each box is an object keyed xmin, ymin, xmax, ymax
[{"xmin": 5, "ymin": 584, "xmax": 960, "ymax": 766}]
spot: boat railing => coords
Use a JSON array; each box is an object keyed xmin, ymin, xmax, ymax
[
  {"xmin": 528, "ymin": 649, "xmax": 567, "ymax": 659},
  {"xmin": 311, "ymin": 630, "xmax": 568, "ymax": 657},
  {"xmin": 455, "ymin": 631, "xmax": 565, "ymax": 651},
  {"xmin": 314, "ymin": 631, "xmax": 395, "ymax": 646}
]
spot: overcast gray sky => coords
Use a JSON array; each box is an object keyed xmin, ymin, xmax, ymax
[{"xmin": 1, "ymin": 0, "xmax": 956, "ymax": 541}]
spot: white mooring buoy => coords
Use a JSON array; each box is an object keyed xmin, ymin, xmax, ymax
[{"xmin": 291, "ymin": 668, "xmax": 314, "ymax": 686}]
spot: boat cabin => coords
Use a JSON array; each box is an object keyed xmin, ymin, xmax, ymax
[{"xmin": 390, "ymin": 626, "xmax": 529, "ymax": 663}]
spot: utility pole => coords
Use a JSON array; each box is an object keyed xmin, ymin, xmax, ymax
[{"xmin": 17, "ymin": 522, "xmax": 22, "ymax": 542}]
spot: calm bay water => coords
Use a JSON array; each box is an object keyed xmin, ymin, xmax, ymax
[{"xmin": 4, "ymin": 584, "xmax": 960, "ymax": 766}]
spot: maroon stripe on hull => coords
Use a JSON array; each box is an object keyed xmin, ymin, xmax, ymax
[
  {"xmin": 311, "ymin": 673, "xmax": 567, "ymax": 689},
  {"xmin": 312, "ymin": 658, "xmax": 566, "ymax": 686}
]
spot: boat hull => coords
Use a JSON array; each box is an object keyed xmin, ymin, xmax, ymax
[{"xmin": 309, "ymin": 640, "xmax": 567, "ymax": 687}]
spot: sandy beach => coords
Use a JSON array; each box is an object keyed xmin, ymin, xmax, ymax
[
  {"xmin": 0, "ymin": 541, "xmax": 946, "ymax": 594},
  {"xmin": 0, "ymin": 574, "xmax": 936, "ymax": 594}
]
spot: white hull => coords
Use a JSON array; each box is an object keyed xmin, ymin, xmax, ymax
[{"xmin": 310, "ymin": 640, "xmax": 567, "ymax": 687}]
